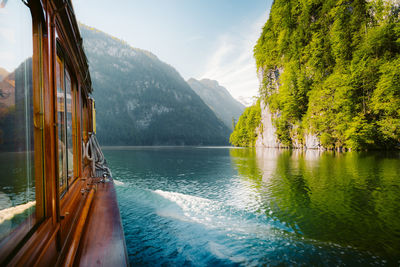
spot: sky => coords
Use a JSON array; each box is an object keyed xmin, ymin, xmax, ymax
[
  {"xmin": 73, "ymin": 0, "xmax": 273, "ymax": 104},
  {"xmin": 0, "ymin": 0, "xmax": 33, "ymax": 73}
]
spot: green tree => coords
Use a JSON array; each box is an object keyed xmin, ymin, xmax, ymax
[
  {"xmin": 249, "ymin": 0, "xmax": 400, "ymax": 150},
  {"xmin": 230, "ymin": 101, "xmax": 261, "ymax": 147}
]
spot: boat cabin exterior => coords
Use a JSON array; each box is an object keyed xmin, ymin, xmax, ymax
[{"xmin": 0, "ymin": 0, "xmax": 127, "ymax": 265}]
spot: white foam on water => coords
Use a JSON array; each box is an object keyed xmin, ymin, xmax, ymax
[
  {"xmin": 0, "ymin": 201, "xmax": 36, "ymax": 224},
  {"xmin": 153, "ymin": 190, "xmax": 277, "ymax": 238},
  {"xmin": 208, "ymin": 241, "xmax": 247, "ymax": 264},
  {"xmin": 113, "ymin": 180, "xmax": 125, "ymax": 186},
  {"xmin": 155, "ymin": 208, "xmax": 191, "ymax": 223},
  {"xmin": 154, "ymin": 190, "xmax": 215, "ymax": 225}
]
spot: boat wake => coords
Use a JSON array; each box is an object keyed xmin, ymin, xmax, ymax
[
  {"xmin": 153, "ymin": 189, "xmax": 292, "ymax": 239},
  {"xmin": 117, "ymin": 187, "xmax": 383, "ymax": 266},
  {"xmin": 113, "ymin": 179, "xmax": 125, "ymax": 186}
]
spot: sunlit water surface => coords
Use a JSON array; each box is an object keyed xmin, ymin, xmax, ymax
[{"xmin": 103, "ymin": 147, "xmax": 400, "ymax": 266}]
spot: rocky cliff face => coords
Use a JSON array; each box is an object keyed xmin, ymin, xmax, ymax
[
  {"xmin": 255, "ymin": 100, "xmax": 282, "ymax": 148},
  {"xmin": 255, "ymin": 67, "xmax": 321, "ymax": 149},
  {"xmin": 255, "ymin": 67, "xmax": 281, "ymax": 148}
]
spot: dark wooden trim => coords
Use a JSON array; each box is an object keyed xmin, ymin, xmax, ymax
[
  {"xmin": 0, "ymin": 213, "xmax": 39, "ymax": 264},
  {"xmin": 8, "ymin": 219, "xmax": 59, "ymax": 266},
  {"xmin": 59, "ymin": 178, "xmax": 87, "ymax": 241},
  {"xmin": 32, "ymin": 0, "xmax": 46, "ymax": 223},
  {"xmin": 47, "ymin": 0, "xmax": 61, "ymax": 228},
  {"xmin": 75, "ymin": 178, "xmax": 129, "ymax": 266},
  {"xmin": 63, "ymin": 187, "xmax": 95, "ymax": 266}
]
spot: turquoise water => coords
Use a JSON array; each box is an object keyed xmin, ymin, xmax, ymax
[{"xmin": 104, "ymin": 147, "xmax": 400, "ymax": 266}]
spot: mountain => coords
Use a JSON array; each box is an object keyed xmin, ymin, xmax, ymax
[
  {"xmin": 232, "ymin": 0, "xmax": 400, "ymax": 150},
  {"xmin": 187, "ymin": 78, "xmax": 245, "ymax": 130},
  {"xmin": 79, "ymin": 25, "xmax": 230, "ymax": 146}
]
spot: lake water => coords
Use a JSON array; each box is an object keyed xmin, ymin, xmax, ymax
[{"xmin": 103, "ymin": 147, "xmax": 400, "ymax": 266}]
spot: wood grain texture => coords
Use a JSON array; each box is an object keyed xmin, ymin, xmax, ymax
[
  {"xmin": 75, "ymin": 178, "xmax": 128, "ymax": 266},
  {"xmin": 7, "ymin": 219, "xmax": 59, "ymax": 266},
  {"xmin": 64, "ymin": 188, "xmax": 95, "ymax": 266}
]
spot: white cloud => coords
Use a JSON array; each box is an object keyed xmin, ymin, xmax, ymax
[{"xmin": 200, "ymin": 14, "xmax": 267, "ymax": 102}]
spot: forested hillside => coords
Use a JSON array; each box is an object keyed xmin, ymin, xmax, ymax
[
  {"xmin": 80, "ymin": 24, "xmax": 230, "ymax": 146},
  {"xmin": 233, "ymin": 0, "xmax": 400, "ymax": 149}
]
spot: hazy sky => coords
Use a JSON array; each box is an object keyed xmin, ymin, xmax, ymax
[
  {"xmin": 73, "ymin": 0, "xmax": 273, "ymax": 102},
  {"xmin": 0, "ymin": 1, "xmax": 33, "ymax": 73}
]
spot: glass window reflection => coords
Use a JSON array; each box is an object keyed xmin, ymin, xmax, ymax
[
  {"xmin": 56, "ymin": 56, "xmax": 67, "ymax": 194},
  {"xmin": 0, "ymin": 0, "xmax": 36, "ymax": 241},
  {"xmin": 65, "ymin": 69, "xmax": 74, "ymax": 182},
  {"xmin": 56, "ymin": 54, "xmax": 77, "ymax": 195}
]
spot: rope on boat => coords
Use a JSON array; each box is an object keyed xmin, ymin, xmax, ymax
[{"xmin": 83, "ymin": 133, "xmax": 112, "ymax": 178}]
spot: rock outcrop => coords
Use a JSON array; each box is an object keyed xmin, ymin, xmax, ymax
[
  {"xmin": 255, "ymin": 100, "xmax": 282, "ymax": 148},
  {"xmin": 255, "ymin": 67, "xmax": 321, "ymax": 149}
]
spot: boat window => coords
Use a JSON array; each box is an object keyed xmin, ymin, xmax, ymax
[
  {"xmin": 56, "ymin": 56, "xmax": 67, "ymax": 194},
  {"xmin": 0, "ymin": 0, "xmax": 42, "ymax": 242},
  {"xmin": 56, "ymin": 53, "xmax": 79, "ymax": 196},
  {"xmin": 65, "ymin": 69, "xmax": 74, "ymax": 183}
]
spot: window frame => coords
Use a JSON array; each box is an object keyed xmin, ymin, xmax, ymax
[
  {"xmin": 55, "ymin": 44, "xmax": 80, "ymax": 198},
  {"xmin": 0, "ymin": 2, "xmax": 45, "ymax": 262}
]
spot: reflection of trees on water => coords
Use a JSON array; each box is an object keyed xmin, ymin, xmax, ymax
[
  {"xmin": 230, "ymin": 148, "xmax": 400, "ymax": 258},
  {"xmin": 229, "ymin": 148, "xmax": 261, "ymax": 182}
]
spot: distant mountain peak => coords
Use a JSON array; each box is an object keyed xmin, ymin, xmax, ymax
[
  {"xmin": 187, "ymin": 78, "xmax": 245, "ymax": 130},
  {"xmin": 188, "ymin": 78, "xmax": 232, "ymax": 97},
  {"xmin": 198, "ymin": 78, "xmax": 220, "ymax": 88}
]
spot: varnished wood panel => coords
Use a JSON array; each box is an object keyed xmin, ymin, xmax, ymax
[
  {"xmin": 7, "ymin": 219, "xmax": 59, "ymax": 266},
  {"xmin": 75, "ymin": 178, "xmax": 128, "ymax": 266},
  {"xmin": 63, "ymin": 187, "xmax": 95, "ymax": 266}
]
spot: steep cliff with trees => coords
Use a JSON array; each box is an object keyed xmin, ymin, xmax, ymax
[{"xmin": 232, "ymin": 0, "xmax": 400, "ymax": 149}]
